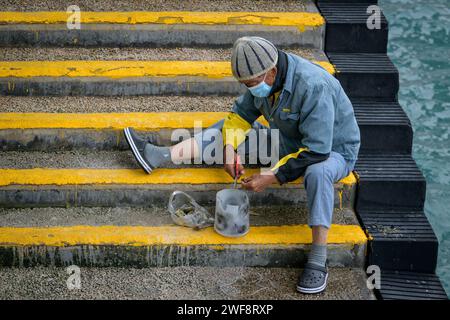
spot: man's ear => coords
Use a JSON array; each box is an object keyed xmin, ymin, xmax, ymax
[
  {"xmin": 271, "ymin": 67, "xmax": 277, "ymax": 77},
  {"xmin": 268, "ymin": 67, "xmax": 277, "ymax": 85}
]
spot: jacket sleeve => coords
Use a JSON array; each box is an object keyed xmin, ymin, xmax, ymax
[
  {"xmin": 222, "ymin": 91, "xmax": 262, "ymax": 150},
  {"xmin": 271, "ymin": 83, "xmax": 334, "ymax": 184}
]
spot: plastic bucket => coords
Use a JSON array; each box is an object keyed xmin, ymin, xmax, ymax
[{"xmin": 214, "ymin": 189, "xmax": 250, "ymax": 237}]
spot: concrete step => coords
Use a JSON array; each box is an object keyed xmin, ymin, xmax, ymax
[
  {"xmin": 0, "ymin": 47, "xmax": 321, "ymax": 62},
  {"xmin": 0, "ymin": 0, "xmax": 311, "ymax": 11},
  {"xmin": 0, "ymin": 205, "xmax": 366, "ymax": 267},
  {"xmin": 0, "ymin": 205, "xmax": 360, "ymax": 227},
  {"xmin": 0, "ymin": 58, "xmax": 333, "ymax": 96},
  {"xmin": 0, "ymin": 0, "xmax": 323, "ymax": 48},
  {"xmin": 0, "ymin": 106, "xmax": 414, "ymax": 155},
  {"xmin": 318, "ymin": 2, "xmax": 388, "ymax": 53},
  {"xmin": 352, "ymin": 99, "xmax": 413, "ymax": 155},
  {"xmin": 0, "ymin": 46, "xmax": 327, "ymax": 97},
  {"xmin": 377, "ymin": 271, "xmax": 448, "ymax": 300},
  {"xmin": 327, "ymin": 53, "xmax": 399, "ymax": 101},
  {"xmin": 355, "ymin": 154, "xmax": 426, "ymax": 212},
  {"xmin": 0, "ymin": 112, "xmax": 280, "ymax": 150},
  {"xmin": 0, "ymin": 95, "xmax": 235, "ymax": 113},
  {"xmin": 0, "ymin": 266, "xmax": 375, "ymax": 299},
  {"xmin": 0, "ymin": 151, "xmax": 356, "ymax": 208},
  {"xmin": 359, "ymin": 210, "xmax": 438, "ymax": 273}
]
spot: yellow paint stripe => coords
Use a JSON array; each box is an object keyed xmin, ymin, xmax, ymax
[
  {"xmin": 0, "ymin": 224, "xmax": 366, "ymax": 247},
  {"xmin": 0, "ymin": 168, "xmax": 356, "ymax": 186},
  {"xmin": 0, "ymin": 60, "xmax": 231, "ymax": 79},
  {"xmin": 270, "ymin": 147, "xmax": 309, "ymax": 172},
  {"xmin": 0, "ymin": 112, "xmax": 231, "ymax": 130},
  {"xmin": 0, "ymin": 60, "xmax": 335, "ymax": 79},
  {"xmin": 0, "ymin": 11, "xmax": 324, "ymax": 31}
]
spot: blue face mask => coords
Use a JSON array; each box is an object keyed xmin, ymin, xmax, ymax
[{"xmin": 248, "ymin": 73, "xmax": 272, "ymax": 98}]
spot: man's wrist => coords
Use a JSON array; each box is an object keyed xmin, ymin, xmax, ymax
[
  {"xmin": 273, "ymin": 171, "xmax": 286, "ymax": 185},
  {"xmin": 262, "ymin": 170, "xmax": 280, "ymax": 184}
]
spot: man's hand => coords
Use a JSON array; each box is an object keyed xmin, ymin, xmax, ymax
[
  {"xmin": 223, "ymin": 144, "xmax": 245, "ymax": 178},
  {"xmin": 241, "ymin": 171, "xmax": 279, "ymax": 192}
]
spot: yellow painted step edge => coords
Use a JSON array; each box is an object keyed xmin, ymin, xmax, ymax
[
  {"xmin": 0, "ymin": 112, "xmax": 239, "ymax": 130},
  {"xmin": 0, "ymin": 11, "xmax": 324, "ymax": 31},
  {"xmin": 0, "ymin": 224, "xmax": 367, "ymax": 247},
  {"xmin": 0, "ymin": 60, "xmax": 335, "ymax": 78},
  {"xmin": 0, "ymin": 168, "xmax": 357, "ymax": 186}
]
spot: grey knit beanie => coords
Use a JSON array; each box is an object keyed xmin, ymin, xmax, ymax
[{"xmin": 231, "ymin": 36, "xmax": 278, "ymax": 81}]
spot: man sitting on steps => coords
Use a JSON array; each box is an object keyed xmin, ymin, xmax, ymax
[{"xmin": 124, "ymin": 36, "xmax": 361, "ymax": 294}]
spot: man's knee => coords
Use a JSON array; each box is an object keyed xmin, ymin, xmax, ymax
[{"xmin": 304, "ymin": 162, "xmax": 333, "ymax": 188}]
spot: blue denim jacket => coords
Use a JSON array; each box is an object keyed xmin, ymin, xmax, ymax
[{"xmin": 231, "ymin": 53, "xmax": 361, "ymax": 161}]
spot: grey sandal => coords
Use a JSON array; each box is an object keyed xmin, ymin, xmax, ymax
[{"xmin": 297, "ymin": 263, "xmax": 328, "ymax": 294}]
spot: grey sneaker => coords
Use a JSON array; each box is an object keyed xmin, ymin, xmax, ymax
[
  {"xmin": 297, "ymin": 263, "xmax": 328, "ymax": 294},
  {"xmin": 123, "ymin": 127, "xmax": 153, "ymax": 174}
]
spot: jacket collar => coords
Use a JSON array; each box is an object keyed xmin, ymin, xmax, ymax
[{"xmin": 281, "ymin": 53, "xmax": 297, "ymax": 95}]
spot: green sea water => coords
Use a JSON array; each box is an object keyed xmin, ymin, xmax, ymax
[{"xmin": 379, "ymin": 0, "xmax": 450, "ymax": 295}]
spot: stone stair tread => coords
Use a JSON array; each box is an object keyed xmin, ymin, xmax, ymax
[
  {"xmin": 0, "ymin": 0, "xmax": 312, "ymax": 12},
  {"xmin": 317, "ymin": 4, "xmax": 389, "ymax": 54},
  {"xmin": 0, "ymin": 47, "xmax": 322, "ymax": 62},
  {"xmin": 0, "ymin": 111, "xmax": 275, "ymax": 130},
  {"xmin": 0, "ymin": 107, "xmax": 407, "ymax": 129},
  {"xmin": 0, "ymin": 266, "xmax": 375, "ymax": 300},
  {"xmin": 0, "ymin": 101, "xmax": 414, "ymax": 155},
  {"xmin": 0, "ymin": 59, "xmax": 334, "ymax": 78},
  {"xmin": 0, "ymin": 221, "xmax": 366, "ymax": 267},
  {"xmin": 378, "ymin": 271, "xmax": 448, "ymax": 300},
  {"xmin": 0, "ymin": 3, "xmax": 324, "ymax": 48},
  {"xmin": 0, "ymin": 11, "xmax": 323, "ymax": 28},
  {"xmin": 0, "ymin": 167, "xmax": 355, "ymax": 186},
  {"xmin": 0, "ymin": 224, "xmax": 366, "ymax": 247},
  {"xmin": 0, "ymin": 205, "xmax": 359, "ymax": 227},
  {"xmin": 351, "ymin": 100, "xmax": 411, "ymax": 125},
  {"xmin": 0, "ymin": 96, "xmax": 236, "ymax": 113},
  {"xmin": 319, "ymin": 3, "xmax": 388, "ymax": 24},
  {"xmin": 0, "ymin": 150, "xmax": 356, "ymax": 208},
  {"xmin": 355, "ymin": 154, "xmax": 426, "ymax": 211},
  {"xmin": 0, "ymin": 151, "xmax": 356, "ymax": 208},
  {"xmin": 0, "ymin": 59, "xmax": 333, "ymax": 96}
]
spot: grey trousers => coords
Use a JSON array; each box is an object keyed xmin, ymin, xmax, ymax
[{"xmin": 194, "ymin": 120, "xmax": 356, "ymax": 228}]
